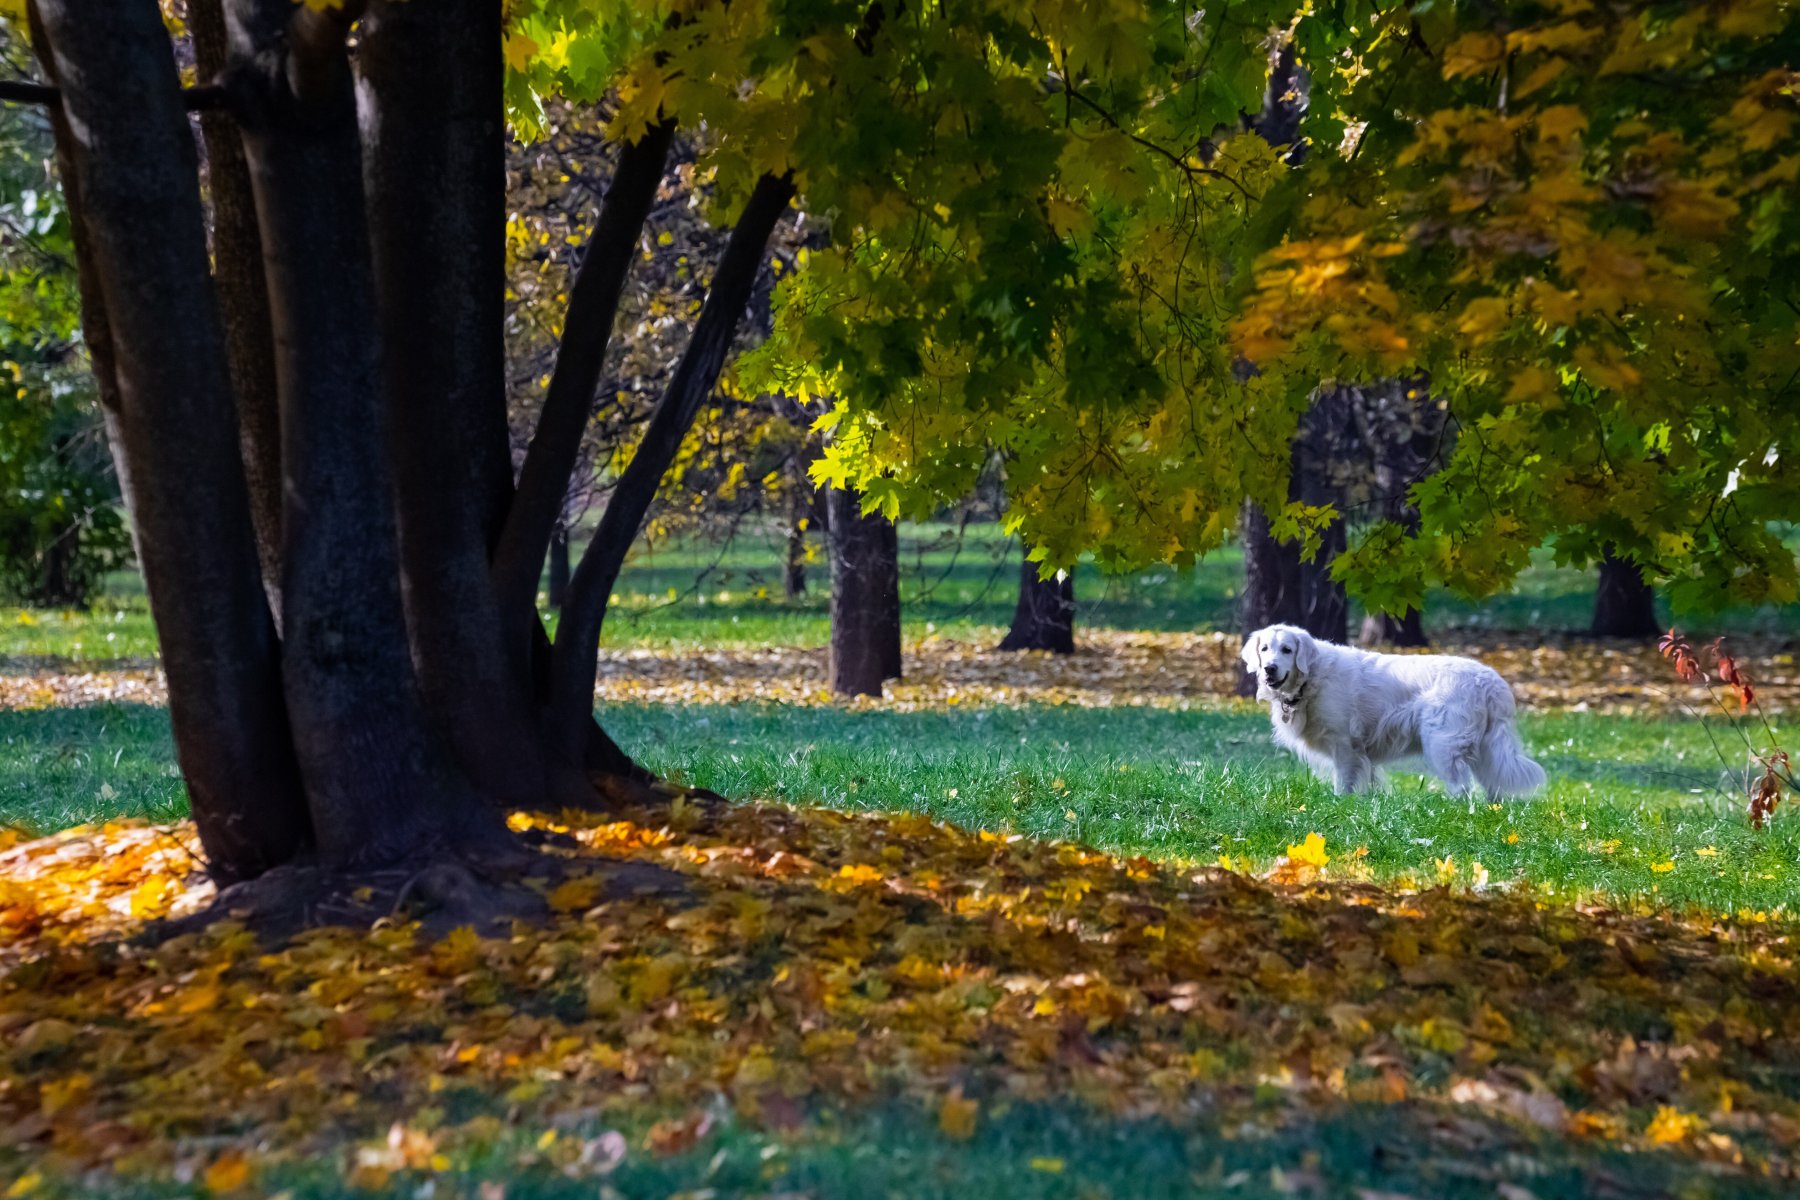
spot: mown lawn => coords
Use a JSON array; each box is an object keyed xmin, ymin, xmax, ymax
[{"xmin": 2, "ymin": 523, "xmax": 1797, "ymax": 1198}]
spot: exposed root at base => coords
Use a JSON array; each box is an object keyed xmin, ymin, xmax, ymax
[{"xmin": 146, "ymin": 837, "xmax": 691, "ymax": 944}]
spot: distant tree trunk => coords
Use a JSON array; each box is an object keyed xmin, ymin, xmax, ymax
[
  {"xmin": 1592, "ymin": 550, "xmax": 1660, "ymax": 638},
  {"xmin": 783, "ymin": 487, "xmax": 809, "ymax": 599},
  {"xmin": 827, "ymin": 486, "xmax": 900, "ymax": 696},
  {"xmin": 547, "ymin": 525, "xmax": 570, "ymax": 610},
  {"xmin": 1237, "ymin": 392, "xmax": 1350, "ymax": 693},
  {"xmin": 998, "ymin": 556, "xmax": 1075, "ymax": 654},
  {"xmin": 1361, "ymin": 608, "xmax": 1427, "ymax": 647}
]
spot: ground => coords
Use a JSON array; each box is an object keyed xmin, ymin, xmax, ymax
[{"xmin": 0, "ymin": 523, "xmax": 1796, "ymax": 1197}]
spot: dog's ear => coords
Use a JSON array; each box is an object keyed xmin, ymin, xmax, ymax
[
  {"xmin": 1239, "ymin": 635, "xmax": 1261, "ymax": 672},
  {"xmin": 1293, "ymin": 631, "xmax": 1317, "ymax": 674}
]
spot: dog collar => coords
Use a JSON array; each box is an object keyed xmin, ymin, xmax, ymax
[{"xmin": 1277, "ymin": 680, "xmax": 1307, "ymax": 719}]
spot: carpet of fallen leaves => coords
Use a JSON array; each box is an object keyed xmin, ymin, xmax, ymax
[
  {"xmin": 1, "ymin": 803, "xmax": 1797, "ymax": 1191},
  {"xmin": 3, "ymin": 629, "xmax": 1794, "ymax": 714}
]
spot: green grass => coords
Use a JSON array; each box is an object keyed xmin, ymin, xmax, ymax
[
  {"xmin": 6, "ymin": 520, "xmax": 1798, "ymax": 662},
  {"xmin": 17, "ymin": 1097, "xmax": 1783, "ymax": 1200},
  {"xmin": 4, "ymin": 698, "xmax": 1794, "ymax": 916}
]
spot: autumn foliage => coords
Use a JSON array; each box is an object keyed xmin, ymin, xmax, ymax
[{"xmin": 1659, "ymin": 630, "xmax": 1793, "ymax": 829}]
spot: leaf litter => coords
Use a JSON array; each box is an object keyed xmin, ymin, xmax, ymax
[
  {"xmin": 5, "ymin": 629, "xmax": 1793, "ymax": 715},
  {"xmin": 0, "ymin": 800, "xmax": 1795, "ymax": 1191}
]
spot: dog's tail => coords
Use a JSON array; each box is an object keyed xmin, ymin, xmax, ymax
[{"xmin": 1475, "ymin": 720, "xmax": 1546, "ymax": 799}]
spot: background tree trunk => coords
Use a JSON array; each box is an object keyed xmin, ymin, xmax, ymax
[
  {"xmin": 1361, "ymin": 608, "xmax": 1428, "ymax": 647},
  {"xmin": 1592, "ymin": 550, "xmax": 1660, "ymax": 638},
  {"xmin": 783, "ymin": 486, "xmax": 809, "ymax": 599},
  {"xmin": 998, "ymin": 555, "xmax": 1075, "ymax": 654},
  {"xmin": 827, "ymin": 486, "xmax": 901, "ymax": 696}
]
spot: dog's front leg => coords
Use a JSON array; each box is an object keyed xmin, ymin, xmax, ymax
[{"xmin": 1330, "ymin": 748, "xmax": 1370, "ymax": 795}]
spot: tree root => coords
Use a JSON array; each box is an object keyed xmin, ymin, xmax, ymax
[{"xmin": 144, "ymin": 836, "xmax": 691, "ymax": 945}]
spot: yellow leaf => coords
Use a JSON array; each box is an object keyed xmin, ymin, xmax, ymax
[
  {"xmin": 1645, "ymin": 1105, "xmax": 1702, "ymax": 1144},
  {"xmin": 204, "ymin": 1151, "xmax": 253, "ymax": 1193},
  {"xmin": 939, "ymin": 1090, "xmax": 979, "ymax": 1140},
  {"xmin": 1651, "ymin": 860, "xmax": 1676, "ymax": 873},
  {"xmin": 5, "ymin": 1174, "xmax": 42, "ymax": 1199},
  {"xmin": 1029, "ymin": 1157, "xmax": 1065, "ymax": 1173},
  {"xmin": 548, "ymin": 876, "xmax": 603, "ymax": 913},
  {"xmin": 1287, "ymin": 832, "xmax": 1330, "ymax": 869},
  {"xmin": 1695, "ymin": 846, "xmax": 1719, "ymax": 857},
  {"xmin": 502, "ymin": 33, "xmax": 538, "ymax": 74}
]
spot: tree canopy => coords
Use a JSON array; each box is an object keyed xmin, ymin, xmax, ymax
[{"xmin": 501, "ymin": 0, "xmax": 1798, "ymax": 607}]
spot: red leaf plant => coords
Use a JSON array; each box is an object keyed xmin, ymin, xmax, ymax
[{"xmin": 1660, "ymin": 630, "xmax": 1791, "ymax": 829}]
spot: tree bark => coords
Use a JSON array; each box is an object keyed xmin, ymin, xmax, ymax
[
  {"xmin": 1361, "ymin": 608, "xmax": 1428, "ymax": 647},
  {"xmin": 548, "ymin": 526, "xmax": 571, "ymax": 609},
  {"xmin": 783, "ymin": 487, "xmax": 809, "ymax": 599},
  {"xmin": 998, "ymin": 555, "xmax": 1075, "ymax": 654},
  {"xmin": 30, "ymin": 0, "xmax": 310, "ymax": 881},
  {"xmin": 225, "ymin": 0, "xmax": 505, "ymax": 867},
  {"xmin": 827, "ymin": 486, "xmax": 901, "ymax": 696},
  {"xmin": 492, "ymin": 119, "xmax": 677, "ymax": 640},
  {"xmin": 1592, "ymin": 549, "xmax": 1660, "ymax": 638},
  {"xmin": 356, "ymin": 0, "xmax": 552, "ymax": 810},
  {"xmin": 544, "ymin": 171, "xmax": 795, "ymax": 756},
  {"xmin": 189, "ymin": 0, "xmax": 284, "ymax": 623}
]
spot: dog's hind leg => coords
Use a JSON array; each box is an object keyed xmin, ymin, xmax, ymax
[{"xmin": 1420, "ymin": 730, "xmax": 1476, "ymax": 797}]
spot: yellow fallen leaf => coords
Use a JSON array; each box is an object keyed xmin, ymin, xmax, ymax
[
  {"xmin": 203, "ymin": 1151, "xmax": 252, "ymax": 1193},
  {"xmin": 939, "ymin": 1090, "xmax": 979, "ymax": 1140},
  {"xmin": 1645, "ymin": 1105, "xmax": 1702, "ymax": 1144},
  {"xmin": 1029, "ymin": 1157, "xmax": 1065, "ymax": 1173},
  {"xmin": 1651, "ymin": 860, "xmax": 1676, "ymax": 873},
  {"xmin": 1695, "ymin": 846, "xmax": 1719, "ymax": 857},
  {"xmin": 548, "ymin": 876, "xmax": 602, "ymax": 913},
  {"xmin": 1288, "ymin": 832, "xmax": 1329, "ymax": 869}
]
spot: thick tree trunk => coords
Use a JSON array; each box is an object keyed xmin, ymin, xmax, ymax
[
  {"xmin": 30, "ymin": 0, "xmax": 310, "ymax": 881},
  {"xmin": 189, "ymin": 0, "xmax": 283, "ymax": 623},
  {"xmin": 1592, "ymin": 550, "xmax": 1660, "ymax": 638},
  {"xmin": 226, "ymin": 0, "xmax": 505, "ymax": 867},
  {"xmin": 356, "ymin": 0, "xmax": 552, "ymax": 810},
  {"xmin": 998, "ymin": 556, "xmax": 1075, "ymax": 654},
  {"xmin": 545, "ymin": 172, "xmax": 795, "ymax": 756},
  {"xmin": 827, "ymin": 486, "xmax": 901, "ymax": 696},
  {"xmin": 493, "ymin": 120, "xmax": 677, "ymax": 640}
]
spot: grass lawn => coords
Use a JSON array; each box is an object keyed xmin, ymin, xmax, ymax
[{"xmin": 2, "ymin": 524, "xmax": 1798, "ymax": 1198}]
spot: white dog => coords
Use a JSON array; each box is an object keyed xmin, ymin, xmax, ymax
[{"xmin": 1240, "ymin": 624, "xmax": 1545, "ymax": 799}]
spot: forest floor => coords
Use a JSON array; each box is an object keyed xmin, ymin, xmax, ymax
[{"xmin": 0, "ymin": 526, "xmax": 1796, "ymax": 1197}]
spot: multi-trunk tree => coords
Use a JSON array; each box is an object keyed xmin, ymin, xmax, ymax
[{"xmin": 15, "ymin": 0, "xmax": 1797, "ymax": 910}]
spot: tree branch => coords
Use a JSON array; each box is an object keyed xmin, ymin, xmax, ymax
[
  {"xmin": 544, "ymin": 170, "xmax": 796, "ymax": 753},
  {"xmin": 491, "ymin": 117, "xmax": 677, "ymax": 636},
  {"xmin": 0, "ymin": 77, "xmax": 230, "ymax": 110}
]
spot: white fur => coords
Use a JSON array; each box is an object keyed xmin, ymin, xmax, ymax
[{"xmin": 1240, "ymin": 624, "xmax": 1546, "ymax": 799}]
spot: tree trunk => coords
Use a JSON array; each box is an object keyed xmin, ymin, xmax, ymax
[
  {"xmin": 189, "ymin": 0, "xmax": 284, "ymax": 623},
  {"xmin": 492, "ymin": 120, "xmax": 677, "ymax": 640},
  {"xmin": 998, "ymin": 556, "xmax": 1075, "ymax": 654},
  {"xmin": 356, "ymin": 0, "xmax": 551, "ymax": 810},
  {"xmin": 1236, "ymin": 395, "xmax": 1349, "ymax": 692},
  {"xmin": 827, "ymin": 486, "xmax": 901, "ymax": 696},
  {"xmin": 783, "ymin": 486, "xmax": 809, "ymax": 599},
  {"xmin": 1361, "ymin": 608, "xmax": 1427, "ymax": 647},
  {"xmin": 1592, "ymin": 550, "xmax": 1660, "ymax": 638},
  {"xmin": 30, "ymin": 0, "xmax": 310, "ymax": 881},
  {"xmin": 548, "ymin": 526, "xmax": 571, "ymax": 610},
  {"xmin": 544, "ymin": 172, "xmax": 795, "ymax": 757},
  {"xmin": 226, "ymin": 0, "xmax": 505, "ymax": 867}
]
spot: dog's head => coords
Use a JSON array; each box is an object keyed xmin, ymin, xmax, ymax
[{"xmin": 1240, "ymin": 624, "xmax": 1316, "ymax": 692}]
